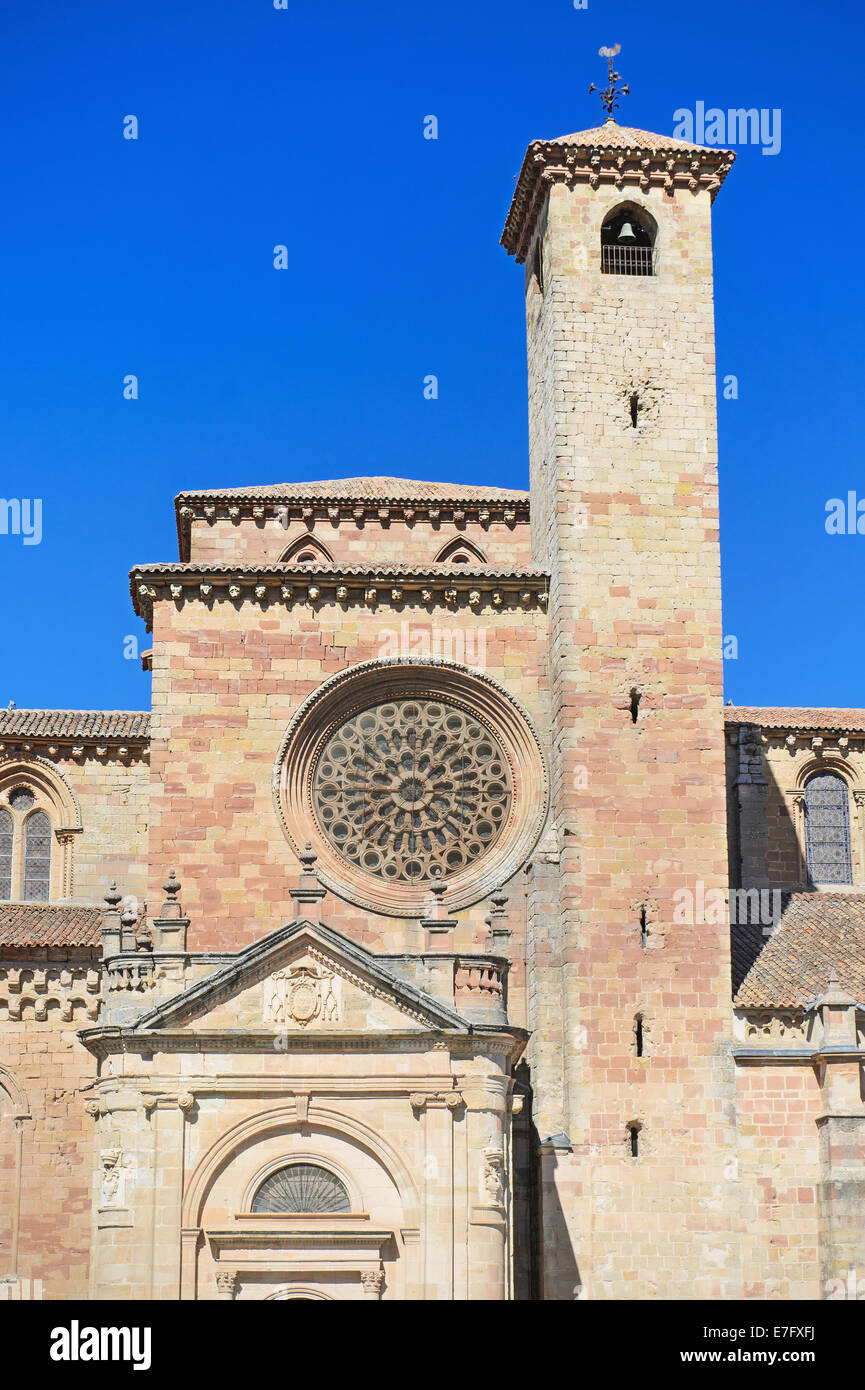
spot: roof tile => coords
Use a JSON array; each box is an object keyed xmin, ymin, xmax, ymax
[
  {"xmin": 734, "ymin": 892, "xmax": 865, "ymax": 1008},
  {"xmin": 177, "ymin": 476, "xmax": 529, "ymax": 504},
  {"xmin": 546, "ymin": 119, "xmax": 732, "ymax": 155},
  {"xmin": 725, "ymin": 706, "xmax": 865, "ymax": 732},
  {"xmin": 0, "ymin": 710, "xmax": 150, "ymax": 740},
  {"xmin": 0, "ymin": 902, "xmax": 102, "ymax": 949}
]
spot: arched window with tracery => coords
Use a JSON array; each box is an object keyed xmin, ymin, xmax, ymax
[
  {"xmin": 23, "ymin": 810, "xmax": 52, "ymax": 901},
  {"xmin": 0, "ymin": 768, "xmax": 79, "ymax": 903},
  {"xmin": 251, "ymin": 1163, "xmax": 350, "ymax": 1215},
  {"xmin": 0, "ymin": 809, "xmax": 12, "ymax": 901},
  {"xmin": 804, "ymin": 772, "xmax": 852, "ymax": 885}
]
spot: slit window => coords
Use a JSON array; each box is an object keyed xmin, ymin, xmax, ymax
[
  {"xmin": 627, "ymin": 1122, "xmax": 641, "ymax": 1157},
  {"xmin": 533, "ymin": 237, "xmax": 544, "ymax": 293},
  {"xmin": 634, "ymin": 1014, "xmax": 644, "ymax": 1057}
]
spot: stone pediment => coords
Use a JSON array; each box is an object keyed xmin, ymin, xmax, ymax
[{"xmin": 129, "ymin": 919, "xmax": 470, "ymax": 1036}]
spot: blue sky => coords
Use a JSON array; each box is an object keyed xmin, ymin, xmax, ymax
[{"xmin": 0, "ymin": 0, "xmax": 860, "ymax": 712}]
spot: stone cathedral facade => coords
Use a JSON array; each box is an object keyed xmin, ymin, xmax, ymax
[{"xmin": 2, "ymin": 114, "xmax": 864, "ymax": 1302}]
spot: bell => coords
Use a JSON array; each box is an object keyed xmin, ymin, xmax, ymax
[{"xmin": 617, "ymin": 221, "xmax": 637, "ymax": 242}]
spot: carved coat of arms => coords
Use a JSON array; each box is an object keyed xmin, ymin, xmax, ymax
[{"xmin": 266, "ymin": 962, "xmax": 340, "ymax": 1028}]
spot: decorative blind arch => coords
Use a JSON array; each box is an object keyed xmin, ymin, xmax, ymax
[
  {"xmin": 251, "ymin": 1163, "xmax": 350, "ymax": 1215},
  {"xmin": 23, "ymin": 810, "xmax": 52, "ymax": 901},
  {"xmin": 804, "ymin": 772, "xmax": 852, "ymax": 885},
  {"xmin": 280, "ymin": 535, "xmax": 334, "ymax": 565},
  {"xmin": 434, "ymin": 535, "xmax": 487, "ymax": 565}
]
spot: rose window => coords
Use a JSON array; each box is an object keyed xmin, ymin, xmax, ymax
[{"xmin": 311, "ymin": 700, "xmax": 512, "ymax": 883}]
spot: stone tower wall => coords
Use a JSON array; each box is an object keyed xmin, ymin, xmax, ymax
[{"xmin": 522, "ymin": 174, "xmax": 742, "ymax": 1298}]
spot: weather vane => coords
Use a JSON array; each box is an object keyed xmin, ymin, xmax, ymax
[{"xmin": 589, "ymin": 44, "xmax": 629, "ymax": 118}]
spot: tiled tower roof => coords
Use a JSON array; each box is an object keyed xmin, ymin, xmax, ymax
[
  {"xmin": 544, "ymin": 119, "xmax": 725, "ymax": 153},
  {"xmin": 502, "ymin": 116, "xmax": 735, "ymax": 262}
]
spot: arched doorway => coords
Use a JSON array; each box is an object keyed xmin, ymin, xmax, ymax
[{"xmin": 185, "ymin": 1108, "xmax": 413, "ymax": 1301}]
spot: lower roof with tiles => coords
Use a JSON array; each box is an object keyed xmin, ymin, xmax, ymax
[
  {"xmin": 734, "ymin": 892, "xmax": 865, "ymax": 1009},
  {"xmin": 0, "ymin": 903, "xmax": 102, "ymax": 949}
]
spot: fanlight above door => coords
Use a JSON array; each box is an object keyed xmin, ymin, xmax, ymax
[{"xmin": 251, "ymin": 1163, "xmax": 351, "ymax": 1215}]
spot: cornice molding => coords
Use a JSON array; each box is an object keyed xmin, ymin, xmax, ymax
[
  {"xmin": 174, "ymin": 493, "xmax": 531, "ymax": 561},
  {"xmin": 130, "ymin": 563, "xmax": 550, "ymax": 629},
  {"xmin": 0, "ymin": 739, "xmax": 148, "ymax": 762},
  {"xmin": 502, "ymin": 138, "xmax": 735, "ymax": 263}
]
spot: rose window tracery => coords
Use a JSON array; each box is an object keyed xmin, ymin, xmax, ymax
[{"xmin": 311, "ymin": 700, "xmax": 512, "ymax": 883}]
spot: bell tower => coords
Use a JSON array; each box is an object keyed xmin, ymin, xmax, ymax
[{"xmin": 503, "ymin": 60, "xmax": 743, "ymax": 1299}]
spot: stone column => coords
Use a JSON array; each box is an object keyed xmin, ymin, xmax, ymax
[
  {"xmin": 813, "ymin": 981, "xmax": 865, "ymax": 1299},
  {"xmin": 536, "ymin": 1136, "xmax": 584, "ymax": 1300},
  {"xmin": 853, "ymin": 792, "xmax": 865, "ymax": 888},
  {"xmin": 787, "ymin": 791, "xmax": 807, "ymax": 883},
  {"xmin": 151, "ymin": 1095, "xmax": 191, "ymax": 1299},
  {"xmin": 463, "ymin": 1072, "xmax": 509, "ymax": 1301},
  {"xmin": 360, "ymin": 1267, "xmax": 384, "ymax": 1300},
  {"xmin": 215, "ymin": 1270, "xmax": 238, "ymax": 1301},
  {"xmin": 414, "ymin": 1089, "xmax": 456, "ymax": 1299},
  {"xmin": 735, "ymin": 725, "xmax": 770, "ymax": 890}
]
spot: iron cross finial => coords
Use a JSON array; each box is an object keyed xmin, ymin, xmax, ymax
[{"xmin": 588, "ymin": 43, "xmax": 629, "ymax": 118}]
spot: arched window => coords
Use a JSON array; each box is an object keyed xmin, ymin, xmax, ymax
[
  {"xmin": 434, "ymin": 536, "xmax": 487, "ymax": 566},
  {"xmin": 0, "ymin": 809, "xmax": 12, "ymax": 901},
  {"xmin": 23, "ymin": 810, "xmax": 52, "ymax": 901},
  {"xmin": 251, "ymin": 1163, "xmax": 350, "ymax": 1215},
  {"xmin": 805, "ymin": 772, "xmax": 852, "ymax": 885},
  {"xmin": 280, "ymin": 535, "xmax": 335, "ymax": 565},
  {"xmin": 601, "ymin": 205, "xmax": 656, "ymax": 277},
  {"xmin": 0, "ymin": 769, "xmax": 78, "ymax": 903}
]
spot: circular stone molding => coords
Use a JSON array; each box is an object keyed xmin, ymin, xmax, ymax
[{"xmin": 273, "ymin": 659, "xmax": 548, "ymax": 917}]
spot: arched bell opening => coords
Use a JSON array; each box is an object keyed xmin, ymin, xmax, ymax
[{"xmin": 601, "ymin": 204, "xmax": 656, "ymax": 277}]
